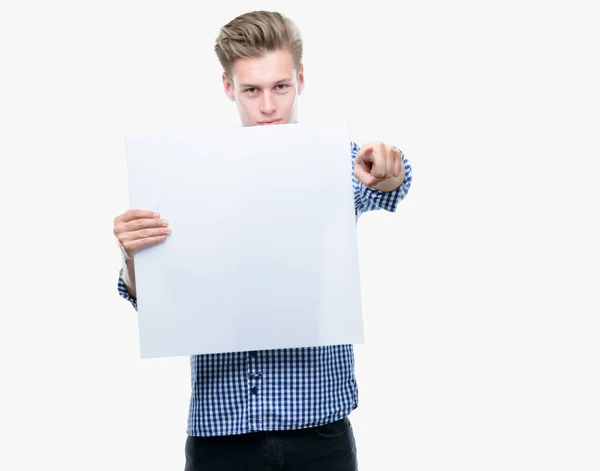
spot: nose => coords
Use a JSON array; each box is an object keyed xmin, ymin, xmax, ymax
[{"xmin": 259, "ymin": 92, "xmax": 276, "ymax": 115}]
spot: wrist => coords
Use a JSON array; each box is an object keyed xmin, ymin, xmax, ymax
[{"xmin": 117, "ymin": 239, "xmax": 133, "ymax": 261}]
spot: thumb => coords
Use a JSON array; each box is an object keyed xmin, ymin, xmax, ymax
[{"xmin": 354, "ymin": 163, "xmax": 379, "ymax": 187}]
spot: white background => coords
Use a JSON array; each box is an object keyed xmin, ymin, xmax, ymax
[{"xmin": 1, "ymin": 1, "xmax": 598, "ymax": 470}]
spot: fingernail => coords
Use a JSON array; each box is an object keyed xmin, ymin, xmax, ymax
[
  {"xmin": 161, "ymin": 219, "xmax": 168, "ymax": 226},
  {"xmin": 154, "ymin": 212, "xmax": 160, "ymax": 218}
]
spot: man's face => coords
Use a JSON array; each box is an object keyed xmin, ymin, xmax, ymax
[{"xmin": 223, "ymin": 49, "xmax": 304, "ymax": 127}]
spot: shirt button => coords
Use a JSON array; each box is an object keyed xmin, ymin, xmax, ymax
[
  {"xmin": 248, "ymin": 372, "xmax": 263, "ymax": 379},
  {"xmin": 251, "ymin": 386, "xmax": 258, "ymax": 395}
]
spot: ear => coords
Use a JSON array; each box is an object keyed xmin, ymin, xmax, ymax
[
  {"xmin": 223, "ymin": 72, "xmax": 235, "ymax": 101},
  {"xmin": 297, "ymin": 63, "xmax": 305, "ymax": 95}
]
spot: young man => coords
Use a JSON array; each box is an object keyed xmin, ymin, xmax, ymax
[{"xmin": 113, "ymin": 10, "xmax": 412, "ymax": 471}]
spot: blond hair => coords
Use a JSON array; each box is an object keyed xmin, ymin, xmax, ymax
[{"xmin": 215, "ymin": 11, "xmax": 303, "ymax": 83}]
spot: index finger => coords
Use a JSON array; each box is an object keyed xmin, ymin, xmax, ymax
[
  {"xmin": 357, "ymin": 145, "xmax": 374, "ymax": 161},
  {"xmin": 117, "ymin": 209, "xmax": 160, "ymax": 223}
]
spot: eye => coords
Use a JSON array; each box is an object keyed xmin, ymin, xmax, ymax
[
  {"xmin": 276, "ymin": 84, "xmax": 289, "ymax": 90},
  {"xmin": 244, "ymin": 87, "xmax": 257, "ymax": 94}
]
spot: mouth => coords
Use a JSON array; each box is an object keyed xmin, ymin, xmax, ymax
[{"xmin": 258, "ymin": 119, "xmax": 281, "ymax": 125}]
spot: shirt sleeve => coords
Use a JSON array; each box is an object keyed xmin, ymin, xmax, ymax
[
  {"xmin": 351, "ymin": 141, "xmax": 413, "ymax": 219},
  {"xmin": 117, "ymin": 267, "xmax": 138, "ymax": 311}
]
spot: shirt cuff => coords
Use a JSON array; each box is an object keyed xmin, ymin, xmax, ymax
[{"xmin": 118, "ymin": 267, "xmax": 138, "ymax": 311}]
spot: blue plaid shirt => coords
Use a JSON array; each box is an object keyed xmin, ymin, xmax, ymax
[{"xmin": 118, "ymin": 141, "xmax": 412, "ymax": 437}]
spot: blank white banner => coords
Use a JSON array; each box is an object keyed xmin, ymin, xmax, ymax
[{"xmin": 125, "ymin": 121, "xmax": 364, "ymax": 358}]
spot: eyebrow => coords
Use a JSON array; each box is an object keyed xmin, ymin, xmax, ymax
[{"xmin": 239, "ymin": 79, "xmax": 292, "ymax": 88}]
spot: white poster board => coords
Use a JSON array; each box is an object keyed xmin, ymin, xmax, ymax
[{"xmin": 125, "ymin": 121, "xmax": 364, "ymax": 358}]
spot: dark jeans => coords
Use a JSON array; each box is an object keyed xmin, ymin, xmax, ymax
[{"xmin": 184, "ymin": 417, "xmax": 358, "ymax": 471}]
